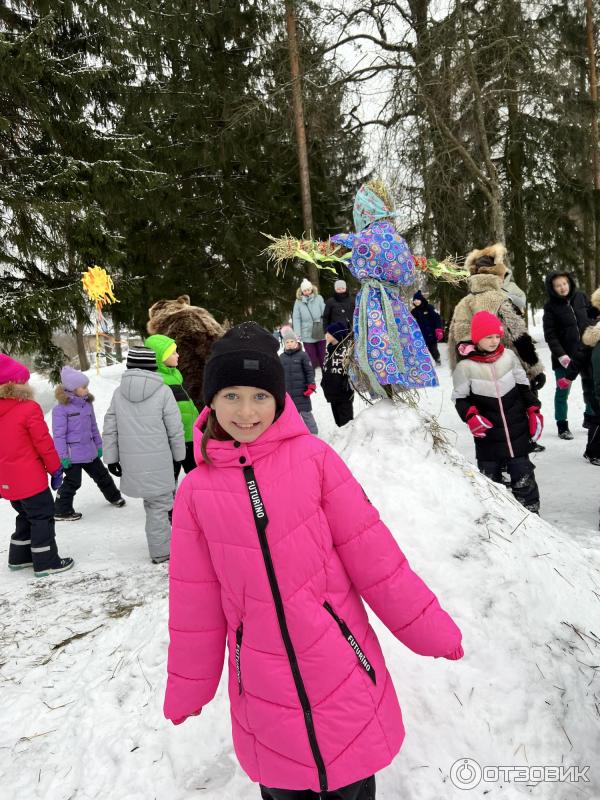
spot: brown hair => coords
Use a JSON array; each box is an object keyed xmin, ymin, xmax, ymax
[{"xmin": 200, "ymin": 410, "xmax": 233, "ymax": 464}]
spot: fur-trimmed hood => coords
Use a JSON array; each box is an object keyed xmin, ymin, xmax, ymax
[
  {"xmin": 295, "ymin": 284, "xmax": 320, "ymax": 301},
  {"xmin": 591, "ymin": 288, "xmax": 600, "ymax": 311},
  {"xmin": 54, "ymin": 385, "xmax": 94, "ymax": 405},
  {"xmin": 465, "ymin": 243, "xmax": 508, "ymax": 278},
  {"xmin": 582, "ymin": 321, "xmax": 600, "ymax": 347},
  {"xmin": 467, "ymin": 273, "xmax": 504, "ymax": 294},
  {"xmin": 0, "ymin": 382, "xmax": 33, "ymax": 402},
  {"xmin": 147, "ymin": 294, "xmax": 224, "ymax": 339}
]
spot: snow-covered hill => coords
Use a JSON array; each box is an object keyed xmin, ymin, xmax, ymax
[{"xmin": 1, "ymin": 339, "xmax": 599, "ymax": 799}]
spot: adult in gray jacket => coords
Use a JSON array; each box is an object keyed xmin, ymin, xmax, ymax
[
  {"xmin": 102, "ymin": 346, "xmax": 186, "ymax": 563},
  {"xmin": 292, "ymin": 278, "xmax": 326, "ymax": 369}
]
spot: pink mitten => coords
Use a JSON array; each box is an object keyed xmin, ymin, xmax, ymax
[
  {"xmin": 435, "ymin": 328, "xmax": 444, "ymax": 342},
  {"xmin": 557, "ymin": 377, "xmax": 571, "ymax": 390},
  {"xmin": 558, "ymin": 355, "xmax": 571, "ymax": 368}
]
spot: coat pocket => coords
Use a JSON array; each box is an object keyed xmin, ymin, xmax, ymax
[
  {"xmin": 323, "ymin": 601, "xmax": 376, "ymax": 685},
  {"xmin": 235, "ymin": 623, "xmax": 243, "ymax": 695}
]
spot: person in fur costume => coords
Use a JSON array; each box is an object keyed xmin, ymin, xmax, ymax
[
  {"xmin": 146, "ymin": 295, "xmax": 224, "ymax": 411},
  {"xmin": 558, "ymin": 289, "xmax": 600, "ymax": 463},
  {"xmin": 52, "ymin": 366, "xmax": 125, "ymax": 521},
  {"xmin": 452, "ymin": 311, "xmax": 542, "ymax": 513},
  {"xmin": 448, "ymin": 243, "xmax": 545, "ymax": 389}
]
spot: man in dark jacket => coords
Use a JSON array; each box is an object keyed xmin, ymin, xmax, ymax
[
  {"xmin": 321, "ymin": 322, "xmax": 354, "ymax": 427},
  {"xmin": 411, "ymin": 290, "xmax": 444, "ymax": 365},
  {"xmin": 542, "ymin": 271, "xmax": 596, "ymax": 439},
  {"xmin": 322, "ymin": 280, "xmax": 354, "ymax": 331}
]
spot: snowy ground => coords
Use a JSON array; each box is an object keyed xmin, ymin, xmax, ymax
[{"xmin": 1, "ymin": 324, "xmax": 600, "ymax": 800}]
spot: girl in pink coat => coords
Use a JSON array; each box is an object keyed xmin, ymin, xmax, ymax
[{"xmin": 164, "ymin": 322, "xmax": 463, "ymax": 800}]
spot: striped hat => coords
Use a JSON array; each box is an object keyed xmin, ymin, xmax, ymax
[{"xmin": 126, "ymin": 346, "xmax": 158, "ymax": 371}]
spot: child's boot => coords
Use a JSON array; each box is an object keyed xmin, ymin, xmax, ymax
[
  {"xmin": 557, "ymin": 420, "xmax": 574, "ymax": 440},
  {"xmin": 34, "ymin": 557, "xmax": 75, "ymax": 578}
]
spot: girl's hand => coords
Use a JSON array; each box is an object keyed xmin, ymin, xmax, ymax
[
  {"xmin": 171, "ymin": 709, "xmax": 201, "ymax": 725},
  {"xmin": 442, "ymin": 645, "xmax": 464, "ymax": 661}
]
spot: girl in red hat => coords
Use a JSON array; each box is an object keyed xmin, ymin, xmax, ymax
[{"xmin": 451, "ymin": 311, "xmax": 543, "ymax": 513}]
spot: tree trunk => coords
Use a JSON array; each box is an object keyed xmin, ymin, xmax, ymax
[
  {"xmin": 75, "ymin": 322, "xmax": 90, "ymax": 371},
  {"xmin": 586, "ymin": 0, "xmax": 600, "ymax": 285},
  {"xmin": 505, "ymin": 63, "xmax": 527, "ymax": 294},
  {"xmin": 113, "ymin": 320, "xmax": 123, "ymax": 362},
  {"xmin": 285, "ymin": 0, "xmax": 318, "ymax": 286}
]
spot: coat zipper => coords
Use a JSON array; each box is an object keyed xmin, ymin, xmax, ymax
[
  {"xmin": 235, "ymin": 623, "xmax": 243, "ymax": 695},
  {"xmin": 323, "ymin": 602, "xmax": 376, "ymax": 685},
  {"xmin": 490, "ymin": 362, "xmax": 514, "ymax": 457},
  {"xmin": 242, "ymin": 466, "xmax": 328, "ymax": 793}
]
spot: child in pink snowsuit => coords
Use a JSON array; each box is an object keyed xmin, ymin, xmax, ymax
[{"xmin": 164, "ymin": 322, "xmax": 463, "ymax": 799}]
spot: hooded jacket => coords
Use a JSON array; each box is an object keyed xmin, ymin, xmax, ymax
[
  {"xmin": 164, "ymin": 400, "xmax": 462, "ymax": 792},
  {"xmin": 410, "ymin": 292, "xmax": 442, "ymax": 342},
  {"xmin": 292, "ymin": 286, "xmax": 326, "ymax": 343},
  {"xmin": 279, "ymin": 345, "xmax": 315, "ymax": 412},
  {"xmin": 52, "ymin": 387, "xmax": 102, "ymax": 464},
  {"xmin": 0, "ymin": 383, "xmax": 60, "ymax": 500},
  {"xmin": 452, "ymin": 344, "xmax": 539, "ymax": 461},
  {"xmin": 322, "ymin": 291, "xmax": 355, "ymax": 330},
  {"xmin": 102, "ymin": 369, "xmax": 186, "ymax": 498},
  {"xmin": 448, "ymin": 273, "xmax": 543, "ymax": 380},
  {"xmin": 542, "ymin": 272, "xmax": 595, "ymax": 370},
  {"xmin": 144, "ymin": 334, "xmax": 199, "ymax": 441}
]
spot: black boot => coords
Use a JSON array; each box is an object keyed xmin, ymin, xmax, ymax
[{"xmin": 557, "ymin": 420, "xmax": 574, "ymax": 440}]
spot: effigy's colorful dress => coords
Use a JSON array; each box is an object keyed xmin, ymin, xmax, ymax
[{"xmin": 331, "ymin": 219, "xmax": 438, "ymax": 394}]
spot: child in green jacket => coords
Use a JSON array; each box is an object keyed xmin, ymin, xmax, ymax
[{"xmin": 145, "ymin": 334, "xmax": 199, "ymax": 476}]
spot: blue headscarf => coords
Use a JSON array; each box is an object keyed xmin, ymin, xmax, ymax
[{"xmin": 353, "ymin": 184, "xmax": 401, "ymax": 232}]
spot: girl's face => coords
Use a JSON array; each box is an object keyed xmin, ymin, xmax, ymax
[
  {"xmin": 74, "ymin": 386, "xmax": 89, "ymax": 397},
  {"xmin": 477, "ymin": 334, "xmax": 501, "ymax": 352},
  {"xmin": 284, "ymin": 339, "xmax": 299, "ymax": 351},
  {"xmin": 413, "ymin": 298, "xmax": 422, "ymax": 306},
  {"xmin": 552, "ymin": 276, "xmax": 570, "ymax": 297},
  {"xmin": 325, "ymin": 332, "xmax": 338, "ymax": 345},
  {"xmin": 211, "ymin": 386, "xmax": 277, "ymax": 443},
  {"xmin": 164, "ymin": 351, "xmax": 179, "ymax": 367},
  {"xmin": 302, "ymin": 288, "xmax": 312, "ymax": 297}
]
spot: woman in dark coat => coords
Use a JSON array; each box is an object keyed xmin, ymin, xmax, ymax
[
  {"xmin": 411, "ymin": 291, "xmax": 443, "ymax": 365},
  {"xmin": 542, "ymin": 271, "xmax": 596, "ymax": 439}
]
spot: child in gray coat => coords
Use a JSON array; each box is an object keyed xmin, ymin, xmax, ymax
[{"xmin": 102, "ymin": 347, "xmax": 186, "ymax": 563}]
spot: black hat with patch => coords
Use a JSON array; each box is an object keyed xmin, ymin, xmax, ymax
[{"xmin": 202, "ymin": 322, "xmax": 285, "ymax": 409}]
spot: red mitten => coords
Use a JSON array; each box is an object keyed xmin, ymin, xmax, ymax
[
  {"xmin": 557, "ymin": 377, "xmax": 571, "ymax": 390},
  {"xmin": 443, "ymin": 645, "xmax": 464, "ymax": 661},
  {"xmin": 527, "ymin": 406, "xmax": 544, "ymax": 442},
  {"xmin": 466, "ymin": 406, "xmax": 492, "ymax": 438},
  {"xmin": 435, "ymin": 328, "xmax": 444, "ymax": 342},
  {"xmin": 171, "ymin": 710, "xmax": 201, "ymax": 726},
  {"xmin": 303, "ymin": 383, "xmax": 316, "ymax": 397}
]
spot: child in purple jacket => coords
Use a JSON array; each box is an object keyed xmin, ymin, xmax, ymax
[{"xmin": 52, "ymin": 366, "xmax": 125, "ymax": 521}]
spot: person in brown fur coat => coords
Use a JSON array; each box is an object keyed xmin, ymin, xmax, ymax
[
  {"xmin": 146, "ymin": 295, "xmax": 224, "ymax": 411},
  {"xmin": 448, "ymin": 243, "xmax": 545, "ymax": 388}
]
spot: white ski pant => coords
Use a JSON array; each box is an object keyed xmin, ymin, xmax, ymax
[{"xmin": 142, "ymin": 493, "xmax": 172, "ymax": 560}]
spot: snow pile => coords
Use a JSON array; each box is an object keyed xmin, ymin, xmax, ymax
[{"xmin": 0, "ymin": 363, "xmax": 599, "ymax": 799}]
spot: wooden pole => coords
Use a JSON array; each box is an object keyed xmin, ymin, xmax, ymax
[
  {"xmin": 586, "ymin": 0, "xmax": 600, "ymax": 285},
  {"xmin": 285, "ymin": 0, "xmax": 318, "ymax": 285}
]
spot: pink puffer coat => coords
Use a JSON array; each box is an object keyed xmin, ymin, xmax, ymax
[{"xmin": 164, "ymin": 399, "xmax": 462, "ymax": 792}]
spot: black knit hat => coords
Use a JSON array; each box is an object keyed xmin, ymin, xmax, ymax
[
  {"xmin": 203, "ymin": 322, "xmax": 285, "ymax": 409},
  {"xmin": 126, "ymin": 346, "xmax": 158, "ymax": 371}
]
